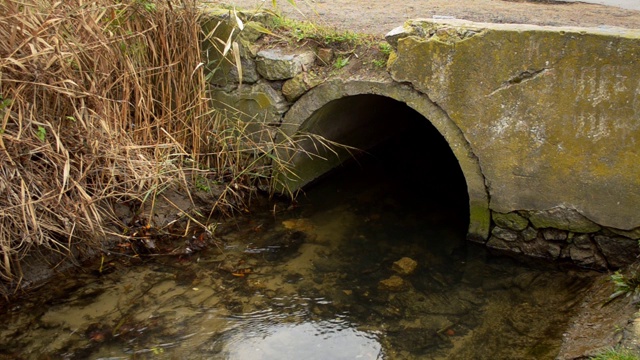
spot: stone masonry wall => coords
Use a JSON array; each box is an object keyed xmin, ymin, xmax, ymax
[
  {"xmin": 201, "ymin": 9, "xmax": 322, "ymax": 130},
  {"xmin": 488, "ymin": 209, "xmax": 640, "ymax": 269}
]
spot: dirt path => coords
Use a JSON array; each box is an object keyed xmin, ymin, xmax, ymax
[
  {"xmin": 562, "ymin": 0, "xmax": 640, "ymax": 11},
  {"xmin": 218, "ymin": 0, "xmax": 640, "ymax": 36}
]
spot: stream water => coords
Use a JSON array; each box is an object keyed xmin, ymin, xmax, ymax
[{"xmin": 0, "ymin": 128, "xmax": 599, "ymax": 359}]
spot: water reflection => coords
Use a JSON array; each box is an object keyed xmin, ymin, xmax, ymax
[{"xmin": 220, "ymin": 310, "xmax": 382, "ymax": 360}]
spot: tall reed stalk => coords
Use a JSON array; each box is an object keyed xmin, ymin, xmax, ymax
[{"xmin": 0, "ymin": 0, "xmax": 316, "ymax": 290}]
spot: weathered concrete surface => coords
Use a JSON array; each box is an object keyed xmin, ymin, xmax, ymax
[{"xmin": 388, "ymin": 19, "xmax": 640, "ymax": 232}]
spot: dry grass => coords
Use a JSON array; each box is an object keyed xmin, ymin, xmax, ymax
[
  {"xmin": 0, "ymin": 0, "xmax": 206, "ymax": 287},
  {"xmin": 0, "ymin": 0, "xmax": 318, "ymax": 291}
]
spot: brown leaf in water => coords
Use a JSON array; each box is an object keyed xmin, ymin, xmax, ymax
[
  {"xmin": 232, "ymin": 268, "xmax": 253, "ymax": 277},
  {"xmin": 282, "ymin": 218, "xmax": 314, "ymax": 232}
]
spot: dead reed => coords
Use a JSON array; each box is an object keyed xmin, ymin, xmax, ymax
[{"xmin": 0, "ymin": 0, "xmax": 315, "ymax": 290}]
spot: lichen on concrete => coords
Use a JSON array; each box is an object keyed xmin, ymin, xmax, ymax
[
  {"xmin": 527, "ymin": 207, "xmax": 601, "ymax": 233},
  {"xmin": 492, "ymin": 211, "xmax": 529, "ymax": 231},
  {"xmin": 387, "ymin": 19, "xmax": 640, "ymax": 233}
]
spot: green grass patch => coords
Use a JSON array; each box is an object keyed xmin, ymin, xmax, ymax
[
  {"xmin": 266, "ymin": 14, "xmax": 365, "ymax": 48},
  {"xmin": 333, "ymin": 56, "xmax": 350, "ymax": 70},
  {"xmin": 591, "ymin": 347, "xmax": 640, "ymax": 360},
  {"xmin": 379, "ymin": 42, "xmax": 393, "ymax": 55},
  {"xmin": 371, "ymin": 59, "xmax": 386, "ymax": 68}
]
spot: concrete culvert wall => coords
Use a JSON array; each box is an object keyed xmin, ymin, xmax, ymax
[
  {"xmin": 204, "ymin": 13, "xmax": 640, "ymax": 269},
  {"xmin": 277, "ymin": 80, "xmax": 491, "ymax": 241}
]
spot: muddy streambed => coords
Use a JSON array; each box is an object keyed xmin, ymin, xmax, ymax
[{"xmin": 0, "ymin": 133, "xmax": 600, "ymax": 359}]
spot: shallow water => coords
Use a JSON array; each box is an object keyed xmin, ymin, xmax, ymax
[{"xmin": 0, "ymin": 127, "xmax": 598, "ymax": 359}]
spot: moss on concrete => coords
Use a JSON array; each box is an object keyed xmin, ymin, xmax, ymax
[
  {"xmin": 493, "ymin": 211, "xmax": 529, "ymax": 232},
  {"xmin": 388, "ymin": 19, "xmax": 640, "ymax": 230}
]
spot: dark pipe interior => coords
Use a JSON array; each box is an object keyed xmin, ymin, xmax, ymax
[{"xmin": 300, "ymin": 94, "xmax": 470, "ymax": 239}]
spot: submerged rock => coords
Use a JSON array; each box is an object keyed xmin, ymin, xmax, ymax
[
  {"xmin": 281, "ymin": 218, "xmax": 314, "ymax": 232},
  {"xmin": 379, "ymin": 275, "xmax": 406, "ymax": 292},
  {"xmin": 392, "ymin": 257, "xmax": 418, "ymax": 276},
  {"xmin": 244, "ymin": 230, "xmax": 306, "ymax": 261}
]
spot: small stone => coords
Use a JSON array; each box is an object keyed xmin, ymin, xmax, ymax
[
  {"xmin": 491, "ymin": 226, "xmax": 519, "ymax": 242},
  {"xmin": 594, "ymin": 235, "xmax": 640, "ymax": 268},
  {"xmin": 255, "ymin": 48, "xmax": 316, "ymax": 80},
  {"xmin": 392, "ymin": 257, "xmax": 418, "ymax": 275},
  {"xmin": 493, "ymin": 211, "xmax": 529, "ymax": 231},
  {"xmin": 229, "ymin": 58, "xmax": 259, "ymax": 84},
  {"xmin": 211, "ymin": 82, "xmax": 288, "ymax": 127},
  {"xmin": 486, "ymin": 236, "xmax": 521, "ymax": 253},
  {"xmin": 486, "ymin": 236, "xmax": 508, "ymax": 251},
  {"xmin": 608, "ymin": 226, "xmax": 640, "ymax": 240},
  {"xmin": 542, "ymin": 228, "xmax": 568, "ymax": 242},
  {"xmin": 546, "ymin": 242, "xmax": 562, "ymax": 259},
  {"xmin": 239, "ymin": 21, "xmax": 264, "ymax": 42},
  {"xmin": 519, "ymin": 238, "xmax": 561, "ymax": 259},
  {"xmin": 342, "ymin": 290, "xmax": 353, "ymax": 296},
  {"xmin": 378, "ymin": 275, "xmax": 406, "ymax": 292},
  {"xmin": 522, "ymin": 227, "xmax": 538, "ymax": 242},
  {"xmin": 282, "ymin": 72, "xmax": 322, "ymax": 102},
  {"xmin": 385, "ymin": 25, "xmax": 411, "ymax": 49},
  {"xmin": 568, "ymin": 246, "xmax": 599, "ymax": 268},
  {"xmin": 572, "ymin": 234, "xmax": 593, "ymax": 250},
  {"xmin": 237, "ymin": 39, "xmax": 254, "ymax": 59},
  {"xmin": 316, "ymin": 47, "xmax": 334, "ymax": 66},
  {"xmin": 528, "ymin": 207, "xmax": 601, "ymax": 233}
]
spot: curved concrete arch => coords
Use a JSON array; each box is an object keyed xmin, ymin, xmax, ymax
[{"xmin": 278, "ymin": 78, "xmax": 490, "ymax": 241}]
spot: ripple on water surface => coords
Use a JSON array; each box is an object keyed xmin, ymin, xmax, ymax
[{"xmin": 218, "ymin": 309, "xmax": 383, "ymax": 360}]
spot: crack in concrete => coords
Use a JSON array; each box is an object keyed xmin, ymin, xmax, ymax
[{"xmin": 487, "ymin": 68, "xmax": 550, "ymax": 97}]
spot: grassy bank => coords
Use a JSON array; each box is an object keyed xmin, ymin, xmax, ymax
[{"xmin": 0, "ymin": 0, "xmax": 303, "ymax": 294}]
